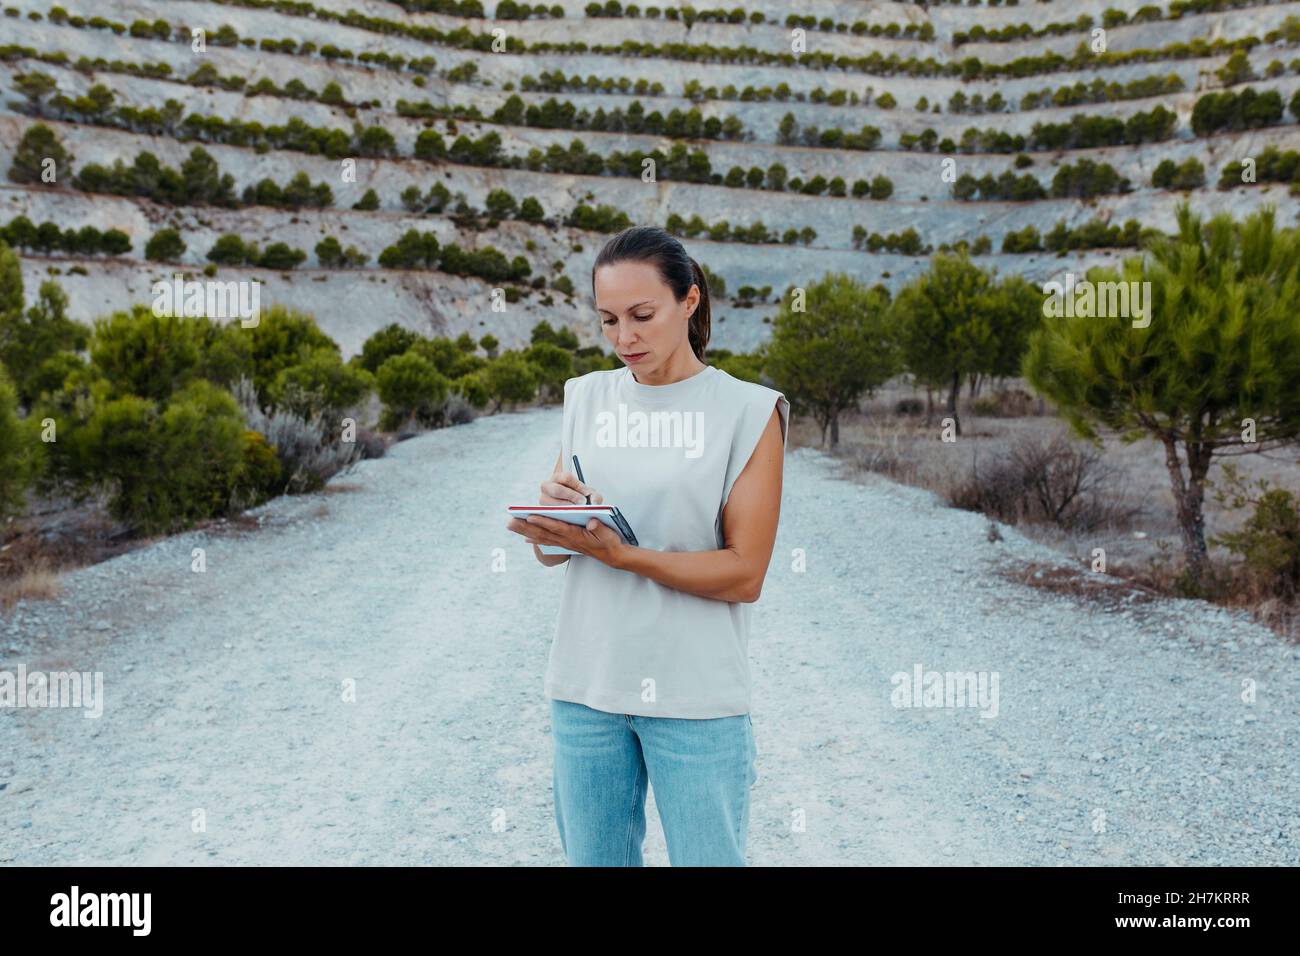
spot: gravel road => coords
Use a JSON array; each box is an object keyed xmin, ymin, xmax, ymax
[{"xmin": 2, "ymin": 405, "xmax": 1296, "ymax": 865}]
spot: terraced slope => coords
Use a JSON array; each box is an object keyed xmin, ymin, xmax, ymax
[{"xmin": 3, "ymin": 0, "xmax": 1299, "ymax": 354}]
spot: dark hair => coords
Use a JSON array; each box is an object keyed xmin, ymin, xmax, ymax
[{"xmin": 591, "ymin": 225, "xmax": 711, "ymax": 362}]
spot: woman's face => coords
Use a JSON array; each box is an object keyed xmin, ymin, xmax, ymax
[{"xmin": 594, "ymin": 260, "xmax": 699, "ymax": 374}]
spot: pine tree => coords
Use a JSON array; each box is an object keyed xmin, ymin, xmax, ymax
[
  {"xmin": 1023, "ymin": 204, "xmax": 1300, "ymax": 590},
  {"xmin": 763, "ymin": 273, "xmax": 898, "ymax": 448}
]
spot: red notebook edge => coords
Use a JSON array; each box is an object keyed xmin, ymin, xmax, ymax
[{"xmin": 506, "ymin": 505, "xmax": 614, "ymax": 510}]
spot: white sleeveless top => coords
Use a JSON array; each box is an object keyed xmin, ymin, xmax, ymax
[{"xmin": 545, "ymin": 363, "xmax": 789, "ymax": 718}]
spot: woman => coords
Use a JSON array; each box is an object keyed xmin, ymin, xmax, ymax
[{"xmin": 506, "ymin": 225, "xmax": 789, "ymax": 866}]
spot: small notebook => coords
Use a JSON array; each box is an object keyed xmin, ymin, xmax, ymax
[{"xmin": 506, "ymin": 504, "xmax": 637, "ymax": 556}]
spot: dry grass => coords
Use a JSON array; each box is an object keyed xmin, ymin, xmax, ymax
[
  {"xmin": 323, "ymin": 482, "xmax": 363, "ymax": 495},
  {"xmin": 0, "ymin": 501, "xmax": 143, "ymax": 603},
  {"xmin": 802, "ymin": 376, "xmax": 1300, "ymax": 640},
  {"xmin": 807, "ymin": 377, "xmax": 1300, "ymax": 557},
  {"xmin": 0, "ymin": 557, "xmax": 63, "ymax": 611},
  {"xmin": 996, "ymin": 560, "xmax": 1164, "ymax": 612},
  {"xmin": 200, "ymin": 512, "xmax": 265, "ymax": 537}
]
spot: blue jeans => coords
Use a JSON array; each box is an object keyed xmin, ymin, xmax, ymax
[{"xmin": 549, "ymin": 698, "xmax": 758, "ymax": 866}]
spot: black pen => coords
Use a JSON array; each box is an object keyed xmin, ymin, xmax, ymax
[
  {"xmin": 572, "ymin": 454, "xmax": 637, "ymax": 546},
  {"xmin": 571, "ymin": 454, "xmax": 591, "ymax": 504}
]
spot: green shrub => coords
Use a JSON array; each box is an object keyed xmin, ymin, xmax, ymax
[
  {"xmin": 483, "ymin": 351, "xmax": 539, "ymax": 412},
  {"xmin": 144, "ymin": 227, "xmax": 186, "ymax": 262},
  {"xmin": 89, "ymin": 305, "xmax": 203, "ymax": 402},
  {"xmin": 256, "ymin": 242, "xmax": 306, "ymax": 270},
  {"xmin": 1212, "ymin": 466, "xmax": 1300, "ymax": 602},
  {"xmin": 376, "ymin": 351, "xmax": 450, "ymax": 429},
  {"xmin": 0, "ymin": 268, "xmax": 91, "ymax": 408},
  {"xmin": 74, "ymin": 379, "xmax": 247, "ymax": 534},
  {"xmin": 358, "ymin": 323, "xmax": 420, "ymax": 373},
  {"xmin": 524, "ymin": 341, "xmax": 574, "ymax": 402},
  {"xmin": 228, "ymin": 428, "xmax": 282, "ymax": 511},
  {"xmin": 314, "ymin": 235, "xmax": 367, "ymax": 267},
  {"xmin": 519, "ymin": 196, "xmax": 545, "ymax": 222},
  {"xmin": 268, "ymin": 347, "xmax": 374, "ymax": 420},
  {"xmin": 243, "ymin": 305, "xmax": 339, "ymax": 404},
  {"xmin": 0, "ymin": 368, "xmax": 42, "ymax": 518},
  {"xmin": 1191, "ymin": 87, "xmax": 1284, "ymax": 135},
  {"xmin": 8, "ymin": 123, "xmax": 74, "ymax": 185},
  {"xmin": 208, "ymin": 233, "xmax": 256, "ymax": 265},
  {"xmin": 1216, "ymin": 486, "xmax": 1300, "ymax": 601},
  {"xmin": 453, "ymin": 369, "xmax": 491, "ymax": 408}
]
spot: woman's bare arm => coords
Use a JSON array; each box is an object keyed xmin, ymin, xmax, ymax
[{"xmin": 610, "ymin": 405, "xmax": 785, "ymax": 603}]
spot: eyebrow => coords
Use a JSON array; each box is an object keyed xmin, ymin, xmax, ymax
[{"xmin": 597, "ymin": 299, "xmax": 657, "ymax": 317}]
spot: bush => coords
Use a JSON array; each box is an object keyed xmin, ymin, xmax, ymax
[
  {"xmin": 524, "ymin": 341, "xmax": 574, "ymax": 402},
  {"xmin": 228, "ymin": 428, "xmax": 282, "ymax": 511},
  {"xmin": 946, "ymin": 432, "xmax": 1125, "ymax": 532},
  {"xmin": 256, "ymin": 242, "xmax": 306, "ymax": 270},
  {"xmin": 519, "ymin": 196, "xmax": 545, "ymax": 222},
  {"xmin": 0, "ymin": 268, "xmax": 91, "ymax": 409},
  {"xmin": 268, "ymin": 347, "xmax": 374, "ymax": 420},
  {"xmin": 0, "ymin": 368, "xmax": 42, "ymax": 518},
  {"xmin": 1191, "ymin": 87, "xmax": 1284, "ymax": 135},
  {"xmin": 1216, "ymin": 145, "xmax": 1300, "ymax": 189},
  {"xmin": 8, "ymin": 123, "xmax": 74, "ymax": 185},
  {"xmin": 379, "ymin": 230, "xmax": 441, "ymax": 269},
  {"xmin": 376, "ymin": 351, "xmax": 451, "ymax": 430},
  {"xmin": 1050, "ymin": 159, "xmax": 1131, "ymax": 198},
  {"xmin": 75, "ymin": 379, "xmax": 247, "ymax": 535},
  {"xmin": 357, "ymin": 323, "xmax": 420, "ymax": 373},
  {"xmin": 242, "ymin": 305, "xmax": 339, "ymax": 405},
  {"xmin": 230, "ymin": 377, "xmax": 361, "ymax": 494},
  {"xmin": 453, "ymin": 369, "xmax": 492, "ymax": 409},
  {"xmin": 1152, "ymin": 157, "xmax": 1206, "ymax": 190},
  {"xmin": 353, "ymin": 188, "xmax": 380, "ymax": 210},
  {"xmin": 242, "ymin": 171, "xmax": 332, "ymax": 210},
  {"xmin": 208, "ymin": 233, "xmax": 257, "ymax": 265},
  {"xmin": 89, "ymin": 305, "xmax": 202, "ymax": 402},
  {"xmin": 1218, "ymin": 486, "xmax": 1300, "ymax": 601},
  {"xmin": 314, "ymin": 235, "xmax": 367, "ymax": 268},
  {"xmin": 971, "ymin": 387, "xmax": 1035, "ymax": 417},
  {"xmin": 1001, "ymin": 225, "xmax": 1042, "ymax": 253},
  {"xmin": 893, "ymin": 397, "xmax": 924, "ymax": 416},
  {"xmin": 485, "ymin": 188, "xmax": 517, "ymax": 218},
  {"xmin": 483, "ymin": 351, "xmax": 539, "ymax": 412},
  {"xmin": 144, "ymin": 227, "xmax": 186, "ymax": 262},
  {"xmin": 1212, "ymin": 465, "xmax": 1300, "ymax": 603}
]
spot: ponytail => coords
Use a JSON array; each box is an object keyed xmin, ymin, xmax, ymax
[{"xmin": 687, "ymin": 257, "xmax": 712, "ymax": 363}]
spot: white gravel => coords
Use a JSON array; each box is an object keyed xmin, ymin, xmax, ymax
[{"xmin": 1, "ymin": 405, "xmax": 1296, "ymax": 865}]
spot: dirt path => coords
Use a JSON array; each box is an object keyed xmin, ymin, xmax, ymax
[{"xmin": 2, "ymin": 406, "xmax": 1296, "ymax": 865}]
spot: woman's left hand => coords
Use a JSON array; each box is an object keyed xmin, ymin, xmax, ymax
[{"xmin": 505, "ymin": 515, "xmax": 629, "ymax": 568}]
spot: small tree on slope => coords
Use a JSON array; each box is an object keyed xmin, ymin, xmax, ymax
[{"xmin": 1023, "ymin": 204, "xmax": 1300, "ymax": 592}]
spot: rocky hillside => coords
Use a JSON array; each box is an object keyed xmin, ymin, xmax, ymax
[{"xmin": 2, "ymin": 0, "xmax": 1298, "ymax": 355}]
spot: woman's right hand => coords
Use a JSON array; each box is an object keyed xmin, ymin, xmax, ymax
[{"xmin": 541, "ymin": 469, "xmax": 604, "ymax": 506}]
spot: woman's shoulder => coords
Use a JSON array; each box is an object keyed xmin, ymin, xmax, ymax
[
  {"xmin": 709, "ymin": 365, "xmax": 786, "ymax": 406},
  {"xmin": 563, "ymin": 368, "xmax": 620, "ymax": 400}
]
